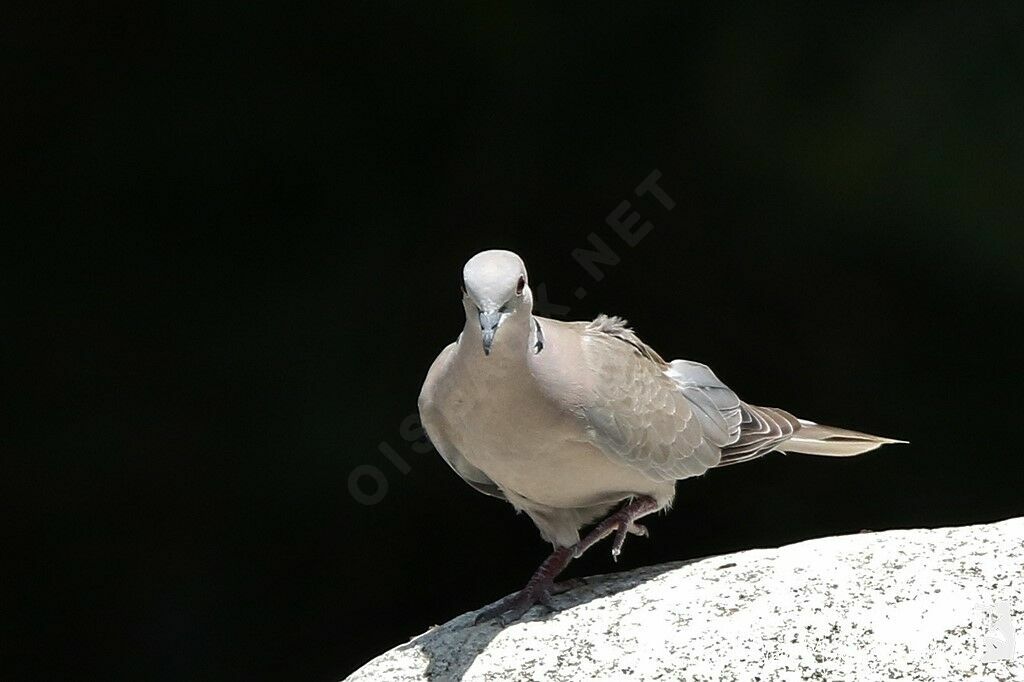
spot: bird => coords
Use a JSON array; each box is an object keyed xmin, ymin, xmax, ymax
[{"xmin": 418, "ymin": 249, "xmax": 905, "ymax": 624}]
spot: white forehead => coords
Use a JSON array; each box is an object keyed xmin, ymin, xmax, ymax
[{"xmin": 463, "ymin": 250, "xmax": 527, "ymax": 303}]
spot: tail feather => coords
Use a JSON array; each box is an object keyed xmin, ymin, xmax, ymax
[
  {"xmin": 664, "ymin": 360, "xmax": 909, "ymax": 466},
  {"xmin": 779, "ymin": 419, "xmax": 908, "ymax": 457},
  {"xmin": 716, "ymin": 406, "xmax": 906, "ymax": 467}
]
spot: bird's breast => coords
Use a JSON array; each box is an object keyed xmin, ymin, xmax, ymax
[{"xmin": 435, "ymin": 355, "xmax": 659, "ymax": 508}]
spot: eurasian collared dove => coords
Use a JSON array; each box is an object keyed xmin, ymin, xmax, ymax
[{"xmin": 418, "ymin": 249, "xmax": 905, "ymax": 623}]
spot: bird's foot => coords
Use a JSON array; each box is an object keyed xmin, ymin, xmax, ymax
[
  {"xmin": 573, "ymin": 495, "xmax": 659, "ymax": 561},
  {"xmin": 549, "ymin": 577, "xmax": 585, "ymax": 594},
  {"xmin": 611, "ymin": 522, "xmax": 649, "ymax": 559},
  {"xmin": 473, "ymin": 546, "xmax": 575, "ymax": 625},
  {"xmin": 473, "ymin": 581, "xmax": 558, "ymax": 625}
]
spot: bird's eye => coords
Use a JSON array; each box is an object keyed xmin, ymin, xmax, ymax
[{"xmin": 516, "ymin": 276, "xmax": 525, "ymax": 295}]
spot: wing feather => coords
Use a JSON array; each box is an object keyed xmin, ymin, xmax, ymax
[
  {"xmin": 715, "ymin": 404, "xmax": 801, "ymax": 467},
  {"xmin": 580, "ymin": 316, "xmax": 721, "ymax": 482}
]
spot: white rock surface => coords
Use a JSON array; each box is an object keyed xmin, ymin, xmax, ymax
[{"xmin": 348, "ymin": 517, "xmax": 1023, "ymax": 681}]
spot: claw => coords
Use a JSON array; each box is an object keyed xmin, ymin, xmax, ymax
[
  {"xmin": 473, "ymin": 546, "xmax": 575, "ymax": 625},
  {"xmin": 606, "ymin": 517, "xmax": 649, "ymax": 559},
  {"xmin": 550, "ymin": 577, "xmax": 585, "ymax": 594},
  {"xmin": 611, "ymin": 523, "xmax": 629, "ymax": 558},
  {"xmin": 474, "ymin": 497, "xmax": 658, "ymax": 625},
  {"xmin": 573, "ymin": 495, "xmax": 659, "ymax": 561},
  {"xmin": 475, "ymin": 583, "xmax": 557, "ymax": 625}
]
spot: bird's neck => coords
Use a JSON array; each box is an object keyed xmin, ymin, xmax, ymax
[{"xmin": 460, "ymin": 311, "xmax": 535, "ymax": 367}]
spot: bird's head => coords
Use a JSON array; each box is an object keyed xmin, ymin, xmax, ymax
[{"xmin": 461, "ymin": 250, "xmax": 532, "ymax": 356}]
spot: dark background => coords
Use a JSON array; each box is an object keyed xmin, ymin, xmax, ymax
[{"xmin": 4, "ymin": 3, "xmax": 1023, "ymax": 680}]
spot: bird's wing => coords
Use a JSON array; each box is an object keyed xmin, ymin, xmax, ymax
[
  {"xmin": 417, "ymin": 342, "xmax": 506, "ymax": 500},
  {"xmin": 578, "ymin": 315, "xmax": 722, "ymax": 482},
  {"xmin": 715, "ymin": 404, "xmax": 801, "ymax": 466},
  {"xmin": 662, "ymin": 353, "xmax": 802, "ymax": 467},
  {"xmin": 664, "ymin": 358, "xmax": 744, "ymax": 446}
]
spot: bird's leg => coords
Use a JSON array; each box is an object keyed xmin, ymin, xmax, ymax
[
  {"xmin": 573, "ymin": 495, "xmax": 659, "ymax": 561},
  {"xmin": 473, "ymin": 545, "xmax": 574, "ymax": 625},
  {"xmin": 473, "ymin": 496, "xmax": 659, "ymax": 625},
  {"xmin": 474, "ymin": 546, "xmax": 573, "ymax": 623}
]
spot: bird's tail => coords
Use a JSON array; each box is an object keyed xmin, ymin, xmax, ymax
[
  {"xmin": 778, "ymin": 419, "xmax": 907, "ymax": 457},
  {"xmin": 664, "ymin": 358, "xmax": 907, "ymax": 466},
  {"xmin": 716, "ymin": 403, "xmax": 907, "ymax": 467}
]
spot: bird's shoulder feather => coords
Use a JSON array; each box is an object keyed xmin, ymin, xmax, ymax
[{"xmin": 575, "ymin": 315, "xmax": 721, "ymax": 481}]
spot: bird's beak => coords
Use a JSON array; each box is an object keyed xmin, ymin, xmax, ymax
[{"xmin": 479, "ymin": 310, "xmax": 503, "ymax": 356}]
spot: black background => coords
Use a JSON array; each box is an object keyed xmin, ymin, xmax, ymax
[{"xmin": 4, "ymin": 3, "xmax": 1023, "ymax": 680}]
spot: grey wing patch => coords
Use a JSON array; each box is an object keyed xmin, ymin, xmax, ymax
[
  {"xmin": 664, "ymin": 359, "xmax": 743, "ymax": 447},
  {"xmin": 581, "ymin": 318, "xmax": 720, "ymax": 482},
  {"xmin": 664, "ymin": 358, "xmax": 800, "ymax": 466}
]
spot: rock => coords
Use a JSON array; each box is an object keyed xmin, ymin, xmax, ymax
[{"xmin": 347, "ymin": 517, "xmax": 1023, "ymax": 681}]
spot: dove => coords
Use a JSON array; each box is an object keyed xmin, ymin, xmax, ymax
[{"xmin": 418, "ymin": 249, "xmax": 905, "ymax": 623}]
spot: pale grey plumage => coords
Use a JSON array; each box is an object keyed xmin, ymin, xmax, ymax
[{"xmin": 418, "ymin": 249, "xmax": 905, "ymax": 549}]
